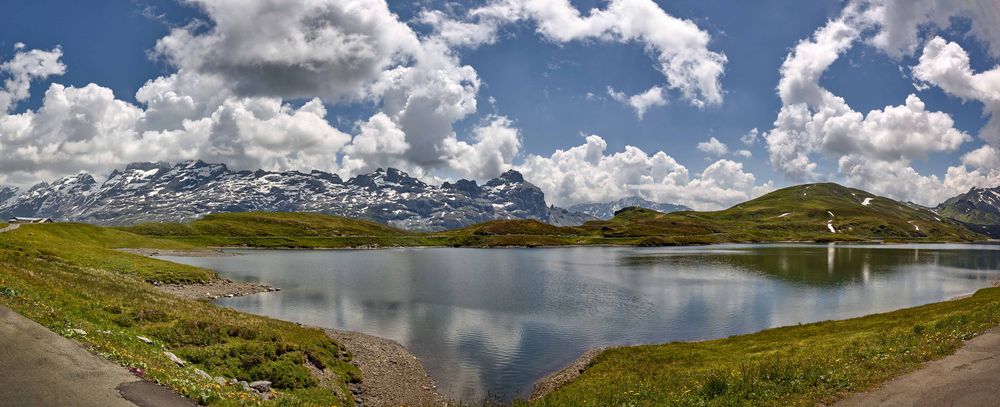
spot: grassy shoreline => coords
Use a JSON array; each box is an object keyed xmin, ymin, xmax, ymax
[{"xmin": 526, "ymin": 284, "xmax": 1000, "ymax": 406}]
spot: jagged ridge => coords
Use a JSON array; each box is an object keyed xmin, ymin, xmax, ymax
[{"xmin": 0, "ymin": 161, "xmax": 594, "ymax": 231}]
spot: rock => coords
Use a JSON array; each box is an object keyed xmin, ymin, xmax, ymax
[
  {"xmin": 194, "ymin": 369, "xmax": 211, "ymax": 380},
  {"xmin": 214, "ymin": 376, "xmax": 226, "ymax": 385},
  {"xmin": 249, "ymin": 380, "xmax": 271, "ymax": 393},
  {"xmin": 136, "ymin": 335, "xmax": 153, "ymax": 344},
  {"xmin": 225, "ymin": 294, "xmax": 234, "ymax": 298},
  {"xmin": 239, "ymin": 381, "xmax": 253, "ymax": 392},
  {"xmin": 164, "ymin": 351, "xmax": 186, "ymax": 366},
  {"xmin": 68, "ymin": 328, "xmax": 87, "ymax": 336}
]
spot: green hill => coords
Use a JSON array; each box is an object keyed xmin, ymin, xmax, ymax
[
  {"xmin": 116, "ymin": 212, "xmax": 438, "ymax": 248},
  {"xmin": 580, "ymin": 183, "xmax": 984, "ymax": 244}
]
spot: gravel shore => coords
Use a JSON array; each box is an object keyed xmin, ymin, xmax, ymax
[
  {"xmin": 530, "ymin": 347, "xmax": 610, "ymax": 401},
  {"xmin": 326, "ymin": 329, "xmax": 445, "ymax": 406},
  {"xmin": 151, "ymin": 279, "xmax": 278, "ymax": 300}
]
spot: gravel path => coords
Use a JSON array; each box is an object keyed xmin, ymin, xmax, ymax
[
  {"xmin": 834, "ymin": 327, "xmax": 1000, "ymax": 407},
  {"xmin": 0, "ymin": 304, "xmax": 193, "ymax": 407},
  {"xmin": 0, "ymin": 223, "xmax": 19, "ymax": 233}
]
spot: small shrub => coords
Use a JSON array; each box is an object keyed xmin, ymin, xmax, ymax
[
  {"xmin": 0, "ymin": 286, "xmax": 17, "ymax": 298},
  {"xmin": 700, "ymin": 372, "xmax": 729, "ymax": 399}
]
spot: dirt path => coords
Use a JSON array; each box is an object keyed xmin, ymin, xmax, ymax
[
  {"xmin": 834, "ymin": 328, "xmax": 1000, "ymax": 407},
  {"xmin": 0, "ymin": 304, "xmax": 193, "ymax": 407},
  {"xmin": 0, "ymin": 223, "xmax": 19, "ymax": 233}
]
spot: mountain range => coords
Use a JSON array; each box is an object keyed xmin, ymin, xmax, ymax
[
  {"xmin": 0, "ymin": 161, "xmax": 602, "ymax": 231},
  {"xmin": 934, "ymin": 186, "xmax": 1000, "ymax": 238},
  {"xmin": 569, "ymin": 197, "xmax": 691, "ymax": 220}
]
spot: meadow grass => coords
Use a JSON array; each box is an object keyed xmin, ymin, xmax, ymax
[{"xmin": 0, "ymin": 224, "xmax": 360, "ymax": 406}]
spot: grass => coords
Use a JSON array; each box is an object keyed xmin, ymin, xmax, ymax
[
  {"xmin": 0, "ymin": 224, "xmax": 360, "ymax": 405},
  {"xmin": 528, "ymin": 286, "xmax": 1000, "ymax": 406}
]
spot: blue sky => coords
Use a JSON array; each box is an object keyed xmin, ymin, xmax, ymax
[{"xmin": 1, "ymin": 0, "xmax": 999, "ymax": 208}]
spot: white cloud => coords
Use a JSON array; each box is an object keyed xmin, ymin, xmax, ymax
[
  {"xmin": 463, "ymin": 0, "xmax": 728, "ymax": 108},
  {"xmin": 0, "ymin": 45, "xmax": 66, "ymax": 112},
  {"xmin": 516, "ymin": 135, "xmax": 766, "ymax": 209},
  {"xmin": 735, "ymin": 150, "xmax": 752, "ymax": 158},
  {"xmin": 607, "ymin": 86, "xmax": 667, "ymax": 118},
  {"xmin": 764, "ymin": 3, "xmax": 989, "ymax": 206},
  {"xmin": 865, "ymin": 0, "xmax": 1000, "ymax": 58},
  {"xmin": 913, "ymin": 36, "xmax": 1000, "ymax": 146},
  {"xmin": 740, "ymin": 128, "xmax": 759, "ymax": 145},
  {"xmin": 153, "ymin": 0, "xmax": 422, "ymax": 103},
  {"xmin": 697, "ymin": 137, "xmax": 729, "ymax": 156}
]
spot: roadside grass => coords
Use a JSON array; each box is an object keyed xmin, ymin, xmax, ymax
[
  {"xmin": 528, "ymin": 286, "xmax": 1000, "ymax": 406},
  {"xmin": 0, "ymin": 224, "xmax": 360, "ymax": 405}
]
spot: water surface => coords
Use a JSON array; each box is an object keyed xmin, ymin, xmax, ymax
[{"xmin": 162, "ymin": 244, "xmax": 1000, "ymax": 401}]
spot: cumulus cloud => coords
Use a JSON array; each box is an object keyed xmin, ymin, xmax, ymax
[
  {"xmin": 607, "ymin": 86, "xmax": 666, "ymax": 118},
  {"xmin": 697, "ymin": 137, "xmax": 729, "ymax": 156},
  {"xmin": 516, "ymin": 135, "xmax": 767, "ymax": 210},
  {"xmin": 0, "ymin": 45, "xmax": 66, "ymax": 112},
  {"xmin": 456, "ymin": 0, "xmax": 728, "ymax": 108},
  {"xmin": 865, "ymin": 0, "xmax": 1000, "ymax": 58},
  {"xmin": 153, "ymin": 0, "xmax": 422, "ymax": 103},
  {"xmin": 740, "ymin": 128, "xmax": 759, "ymax": 145},
  {"xmin": 913, "ymin": 36, "xmax": 1000, "ymax": 146},
  {"xmin": 763, "ymin": 3, "xmax": 994, "ymax": 205}
]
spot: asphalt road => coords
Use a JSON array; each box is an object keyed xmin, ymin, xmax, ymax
[
  {"xmin": 836, "ymin": 328, "xmax": 1000, "ymax": 407},
  {"xmin": 0, "ymin": 304, "xmax": 194, "ymax": 407}
]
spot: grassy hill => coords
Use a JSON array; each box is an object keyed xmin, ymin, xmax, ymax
[
  {"xmin": 117, "ymin": 212, "xmax": 450, "ymax": 248},
  {"xmin": 580, "ymin": 183, "xmax": 984, "ymax": 244},
  {"xmin": 119, "ymin": 184, "xmax": 986, "ymax": 248}
]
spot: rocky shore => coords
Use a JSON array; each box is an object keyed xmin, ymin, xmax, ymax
[
  {"xmin": 530, "ymin": 347, "xmax": 610, "ymax": 401},
  {"xmin": 151, "ymin": 279, "xmax": 279, "ymax": 300},
  {"xmin": 326, "ymin": 329, "xmax": 445, "ymax": 406}
]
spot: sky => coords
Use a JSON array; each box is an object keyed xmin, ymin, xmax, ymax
[{"xmin": 1, "ymin": 0, "xmax": 1000, "ymax": 210}]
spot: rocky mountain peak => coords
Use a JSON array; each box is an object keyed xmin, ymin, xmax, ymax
[{"xmin": 0, "ymin": 161, "xmax": 593, "ymax": 230}]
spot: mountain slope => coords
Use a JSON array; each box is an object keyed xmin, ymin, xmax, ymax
[
  {"xmin": 583, "ymin": 183, "xmax": 984, "ymax": 243},
  {"xmin": 0, "ymin": 161, "xmax": 593, "ymax": 231},
  {"xmin": 568, "ymin": 197, "xmax": 690, "ymax": 220},
  {"xmin": 935, "ymin": 186, "xmax": 1000, "ymax": 237}
]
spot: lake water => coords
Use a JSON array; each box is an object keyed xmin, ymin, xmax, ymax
[{"xmin": 162, "ymin": 244, "xmax": 1000, "ymax": 401}]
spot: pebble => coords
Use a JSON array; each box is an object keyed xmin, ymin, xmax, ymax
[
  {"xmin": 68, "ymin": 328, "xmax": 87, "ymax": 336},
  {"xmin": 136, "ymin": 335, "xmax": 153, "ymax": 344}
]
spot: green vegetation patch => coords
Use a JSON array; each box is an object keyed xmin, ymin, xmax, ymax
[
  {"xmin": 530, "ymin": 286, "xmax": 1000, "ymax": 406},
  {"xmin": 0, "ymin": 224, "xmax": 360, "ymax": 405}
]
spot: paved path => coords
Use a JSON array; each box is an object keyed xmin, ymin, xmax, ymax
[
  {"xmin": 836, "ymin": 328, "xmax": 1000, "ymax": 407},
  {"xmin": 0, "ymin": 305, "xmax": 194, "ymax": 406}
]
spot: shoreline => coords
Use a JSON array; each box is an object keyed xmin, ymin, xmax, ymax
[{"xmin": 129, "ymin": 248, "xmax": 445, "ymax": 406}]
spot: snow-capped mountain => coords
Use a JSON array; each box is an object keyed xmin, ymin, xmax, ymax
[
  {"xmin": 568, "ymin": 196, "xmax": 691, "ymax": 220},
  {"xmin": 935, "ymin": 186, "xmax": 1000, "ymax": 237},
  {"xmin": 0, "ymin": 161, "xmax": 595, "ymax": 231}
]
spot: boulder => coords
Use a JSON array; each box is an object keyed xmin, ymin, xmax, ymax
[{"xmin": 249, "ymin": 380, "xmax": 271, "ymax": 393}]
